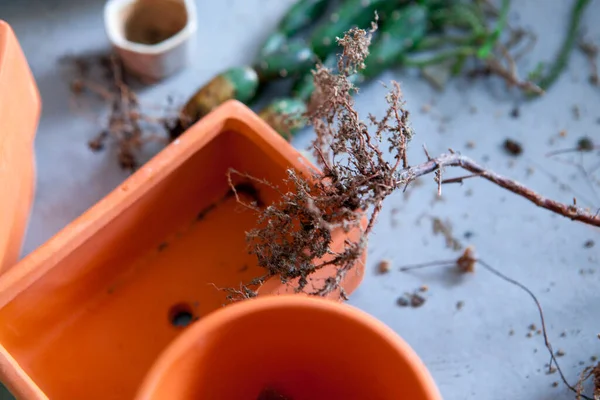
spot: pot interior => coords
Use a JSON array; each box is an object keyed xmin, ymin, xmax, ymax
[
  {"xmin": 139, "ymin": 298, "xmax": 437, "ymax": 400},
  {"xmin": 123, "ymin": 0, "xmax": 188, "ymax": 45},
  {"xmin": 0, "ymin": 128, "xmax": 291, "ymax": 399}
]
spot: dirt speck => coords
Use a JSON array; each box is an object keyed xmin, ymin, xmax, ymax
[
  {"xmin": 509, "ymin": 329, "xmax": 515, "ymax": 336},
  {"xmin": 551, "ymin": 381, "xmax": 559, "ymax": 388},
  {"xmin": 397, "ymin": 291, "xmax": 427, "ymax": 308},
  {"xmin": 410, "ymin": 293, "xmax": 426, "ymax": 308},
  {"xmin": 456, "ymin": 246, "xmax": 476, "ymax": 273},
  {"xmin": 529, "ymin": 323, "xmax": 537, "ymax": 331},
  {"xmin": 510, "ymin": 107, "xmax": 520, "ymax": 118},
  {"xmin": 456, "ymin": 301, "xmax": 465, "ymax": 311},
  {"xmin": 577, "ymin": 136, "xmax": 594, "ymax": 152},
  {"xmin": 503, "ymin": 138, "xmax": 523, "ymax": 156},
  {"xmin": 396, "ymin": 297, "xmax": 410, "ymax": 307},
  {"xmin": 584, "ymin": 240, "xmax": 595, "ymax": 249},
  {"xmin": 556, "ymin": 349, "xmax": 566, "ymax": 357},
  {"xmin": 377, "ymin": 259, "xmax": 391, "ymax": 274}
]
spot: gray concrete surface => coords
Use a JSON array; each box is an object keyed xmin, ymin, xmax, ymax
[{"xmin": 1, "ymin": 0, "xmax": 599, "ymax": 399}]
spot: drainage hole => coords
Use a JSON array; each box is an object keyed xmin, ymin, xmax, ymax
[{"xmin": 169, "ymin": 303, "xmax": 195, "ymax": 328}]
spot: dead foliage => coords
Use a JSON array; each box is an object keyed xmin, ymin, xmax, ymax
[
  {"xmin": 63, "ymin": 52, "xmax": 178, "ymax": 171},
  {"xmin": 576, "ymin": 362, "xmax": 600, "ymax": 400},
  {"xmin": 227, "ymin": 18, "xmax": 600, "ymax": 300}
]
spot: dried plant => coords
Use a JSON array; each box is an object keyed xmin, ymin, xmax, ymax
[
  {"xmin": 231, "ymin": 22, "xmax": 415, "ymax": 298},
  {"xmin": 231, "ymin": 19, "xmax": 600, "ymax": 300},
  {"xmin": 64, "ymin": 53, "xmax": 177, "ymax": 171}
]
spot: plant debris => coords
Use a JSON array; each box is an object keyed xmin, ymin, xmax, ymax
[
  {"xmin": 396, "ymin": 288, "xmax": 428, "ymax": 308},
  {"xmin": 396, "ymin": 297, "xmax": 410, "ymax": 307},
  {"xmin": 410, "ymin": 292, "xmax": 426, "ymax": 308},
  {"xmin": 456, "ymin": 246, "xmax": 476, "ymax": 273},
  {"xmin": 230, "ymin": 21, "xmax": 417, "ymax": 298},
  {"xmin": 576, "ymin": 362, "xmax": 600, "ymax": 400},
  {"xmin": 63, "ymin": 52, "xmax": 177, "ymax": 171},
  {"xmin": 377, "ymin": 259, "xmax": 391, "ymax": 274},
  {"xmin": 503, "ymin": 138, "xmax": 523, "ymax": 156},
  {"xmin": 577, "ymin": 137, "xmax": 595, "ymax": 152},
  {"xmin": 226, "ymin": 15, "xmax": 600, "ymax": 302}
]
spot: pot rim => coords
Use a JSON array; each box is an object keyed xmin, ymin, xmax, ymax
[
  {"xmin": 134, "ymin": 295, "xmax": 442, "ymax": 400},
  {"xmin": 104, "ymin": 0, "xmax": 198, "ymax": 55}
]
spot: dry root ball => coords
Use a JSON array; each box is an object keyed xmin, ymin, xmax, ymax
[{"xmin": 235, "ymin": 21, "xmax": 415, "ymax": 299}]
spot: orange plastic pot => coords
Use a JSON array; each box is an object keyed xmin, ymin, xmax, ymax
[
  {"xmin": 135, "ymin": 295, "xmax": 442, "ymax": 400},
  {"xmin": 0, "ymin": 95, "xmax": 366, "ymax": 399},
  {"xmin": 0, "ymin": 21, "xmax": 41, "ymax": 274}
]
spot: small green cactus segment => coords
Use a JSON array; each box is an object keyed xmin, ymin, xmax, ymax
[
  {"xmin": 278, "ymin": 0, "xmax": 331, "ymax": 36},
  {"xmin": 222, "ymin": 67, "xmax": 260, "ymax": 103},
  {"xmin": 259, "ymin": 31, "xmax": 288, "ymax": 56},
  {"xmin": 258, "ymin": 97, "xmax": 308, "ymax": 138},
  {"xmin": 309, "ymin": 0, "xmax": 397, "ymax": 59},
  {"xmin": 254, "ymin": 39, "xmax": 316, "ymax": 81},
  {"xmin": 181, "ymin": 66, "xmax": 259, "ymax": 124},
  {"xmin": 292, "ymin": 53, "xmax": 365, "ymax": 102},
  {"xmin": 362, "ymin": 5, "xmax": 429, "ymax": 79}
]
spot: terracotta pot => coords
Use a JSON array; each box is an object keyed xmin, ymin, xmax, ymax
[
  {"xmin": 0, "ymin": 99, "xmax": 366, "ymax": 399},
  {"xmin": 135, "ymin": 295, "xmax": 442, "ymax": 400},
  {"xmin": 0, "ymin": 21, "xmax": 41, "ymax": 274},
  {"xmin": 104, "ymin": 0, "xmax": 197, "ymax": 82}
]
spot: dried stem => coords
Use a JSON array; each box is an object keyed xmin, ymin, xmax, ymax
[
  {"xmin": 396, "ymin": 152, "xmax": 600, "ymax": 227},
  {"xmin": 400, "ymin": 250, "xmax": 594, "ymax": 399},
  {"xmin": 236, "ymin": 18, "xmax": 599, "ymax": 301}
]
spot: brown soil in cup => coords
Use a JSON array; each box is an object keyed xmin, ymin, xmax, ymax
[{"xmin": 124, "ymin": 0, "xmax": 188, "ymax": 45}]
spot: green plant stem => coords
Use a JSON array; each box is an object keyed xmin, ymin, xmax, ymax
[
  {"xmin": 535, "ymin": 0, "xmax": 591, "ymax": 92},
  {"xmin": 476, "ymin": 0, "xmax": 510, "ymax": 59},
  {"xmin": 415, "ymin": 35, "xmax": 474, "ymax": 51},
  {"xmin": 401, "ymin": 47, "xmax": 477, "ymax": 68},
  {"xmin": 432, "ymin": 4, "xmax": 486, "ymax": 36}
]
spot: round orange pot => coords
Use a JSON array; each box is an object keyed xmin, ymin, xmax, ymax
[{"xmin": 135, "ymin": 295, "xmax": 441, "ymax": 400}]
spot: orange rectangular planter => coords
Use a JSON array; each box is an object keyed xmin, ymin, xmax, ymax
[
  {"xmin": 0, "ymin": 21, "xmax": 40, "ymax": 274},
  {"xmin": 0, "ymin": 30, "xmax": 366, "ymax": 397}
]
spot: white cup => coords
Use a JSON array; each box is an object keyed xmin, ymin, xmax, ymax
[{"xmin": 104, "ymin": 0, "xmax": 197, "ymax": 83}]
